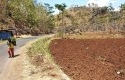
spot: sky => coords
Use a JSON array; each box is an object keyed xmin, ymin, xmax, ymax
[{"xmin": 37, "ymin": 0, "xmax": 125, "ymax": 14}]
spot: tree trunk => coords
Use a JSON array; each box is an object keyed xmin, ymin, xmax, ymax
[{"xmin": 62, "ymin": 12, "xmax": 64, "ymax": 38}]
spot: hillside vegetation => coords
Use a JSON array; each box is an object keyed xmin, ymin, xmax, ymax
[
  {"xmin": 0, "ymin": 0, "xmax": 55, "ymax": 35},
  {"xmin": 55, "ymin": 3, "xmax": 125, "ymax": 36},
  {"xmin": 1, "ymin": 0, "xmax": 125, "ymax": 36}
]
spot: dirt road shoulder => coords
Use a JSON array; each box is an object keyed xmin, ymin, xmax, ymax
[{"xmin": 0, "ymin": 35, "xmax": 70, "ymax": 80}]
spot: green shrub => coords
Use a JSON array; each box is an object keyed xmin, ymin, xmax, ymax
[{"xmin": 28, "ymin": 37, "xmax": 53, "ymax": 61}]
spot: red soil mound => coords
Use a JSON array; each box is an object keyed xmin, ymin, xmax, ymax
[{"xmin": 50, "ymin": 38, "xmax": 125, "ymax": 80}]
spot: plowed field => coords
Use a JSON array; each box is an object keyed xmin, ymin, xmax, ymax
[{"xmin": 50, "ymin": 38, "xmax": 125, "ymax": 80}]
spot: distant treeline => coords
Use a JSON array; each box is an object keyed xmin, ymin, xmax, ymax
[
  {"xmin": 1, "ymin": 1, "xmax": 125, "ymax": 35},
  {"xmin": 55, "ymin": 3, "xmax": 125, "ymax": 34}
]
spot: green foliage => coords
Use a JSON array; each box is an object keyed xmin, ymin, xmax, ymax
[
  {"xmin": 47, "ymin": 15, "xmax": 55, "ymax": 31},
  {"xmin": 55, "ymin": 4, "xmax": 125, "ymax": 33},
  {"xmin": 57, "ymin": 31, "xmax": 64, "ymax": 38},
  {"xmin": 1, "ymin": 0, "xmax": 125, "ymax": 34},
  {"xmin": 44, "ymin": 3, "xmax": 54, "ymax": 14},
  {"xmin": 120, "ymin": 3, "xmax": 125, "ymax": 11},
  {"xmin": 28, "ymin": 37, "xmax": 53, "ymax": 60},
  {"xmin": 55, "ymin": 3, "xmax": 67, "ymax": 38},
  {"xmin": 0, "ymin": 0, "xmax": 55, "ymax": 34},
  {"xmin": 55, "ymin": 3, "xmax": 67, "ymax": 12}
]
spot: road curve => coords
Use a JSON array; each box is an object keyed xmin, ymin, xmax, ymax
[{"xmin": 0, "ymin": 36, "xmax": 40, "ymax": 74}]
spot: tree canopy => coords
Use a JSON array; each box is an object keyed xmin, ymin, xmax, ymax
[{"xmin": 0, "ymin": 0, "xmax": 55, "ymax": 35}]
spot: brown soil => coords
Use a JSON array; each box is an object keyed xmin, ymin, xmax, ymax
[{"xmin": 50, "ymin": 38, "xmax": 125, "ymax": 80}]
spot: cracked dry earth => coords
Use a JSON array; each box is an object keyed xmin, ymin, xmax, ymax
[{"xmin": 50, "ymin": 38, "xmax": 125, "ymax": 80}]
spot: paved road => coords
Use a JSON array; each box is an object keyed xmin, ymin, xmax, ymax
[{"xmin": 0, "ymin": 36, "xmax": 40, "ymax": 74}]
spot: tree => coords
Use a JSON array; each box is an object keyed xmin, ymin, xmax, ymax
[
  {"xmin": 55, "ymin": 3, "xmax": 67, "ymax": 38},
  {"xmin": 120, "ymin": 3, "xmax": 125, "ymax": 11},
  {"xmin": 0, "ymin": 0, "xmax": 7, "ymax": 23},
  {"xmin": 44, "ymin": 3, "xmax": 55, "ymax": 33},
  {"xmin": 108, "ymin": 3, "xmax": 114, "ymax": 12},
  {"xmin": 44, "ymin": 3, "xmax": 54, "ymax": 14},
  {"xmin": 4, "ymin": 0, "xmax": 53, "ymax": 34}
]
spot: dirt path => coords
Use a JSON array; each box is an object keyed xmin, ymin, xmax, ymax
[{"xmin": 0, "ymin": 35, "xmax": 70, "ymax": 80}]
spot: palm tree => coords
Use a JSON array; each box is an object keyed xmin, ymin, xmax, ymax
[{"xmin": 55, "ymin": 3, "xmax": 67, "ymax": 38}]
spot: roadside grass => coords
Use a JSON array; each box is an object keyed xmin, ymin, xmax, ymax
[
  {"xmin": 27, "ymin": 37, "xmax": 54, "ymax": 63},
  {"xmin": 0, "ymin": 40, "xmax": 7, "ymax": 44},
  {"xmin": 0, "ymin": 40, "xmax": 3, "ymax": 43},
  {"xmin": 25, "ymin": 36, "xmax": 71, "ymax": 80}
]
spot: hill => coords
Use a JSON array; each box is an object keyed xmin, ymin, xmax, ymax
[{"xmin": 55, "ymin": 4, "xmax": 125, "ymax": 36}]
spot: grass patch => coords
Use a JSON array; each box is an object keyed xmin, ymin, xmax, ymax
[
  {"xmin": 0, "ymin": 40, "xmax": 3, "ymax": 43},
  {"xmin": 27, "ymin": 37, "xmax": 54, "ymax": 62},
  {"xmin": 0, "ymin": 40, "xmax": 6, "ymax": 44}
]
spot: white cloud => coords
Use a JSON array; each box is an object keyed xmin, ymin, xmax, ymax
[
  {"xmin": 114, "ymin": 7, "xmax": 120, "ymax": 11},
  {"xmin": 86, "ymin": 0, "xmax": 117, "ymax": 7},
  {"xmin": 53, "ymin": 9, "xmax": 59, "ymax": 15}
]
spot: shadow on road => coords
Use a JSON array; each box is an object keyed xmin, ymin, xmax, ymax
[{"xmin": 14, "ymin": 54, "xmax": 20, "ymax": 58}]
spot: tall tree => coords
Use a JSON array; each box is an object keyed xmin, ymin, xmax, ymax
[
  {"xmin": 120, "ymin": 3, "xmax": 125, "ymax": 11},
  {"xmin": 55, "ymin": 3, "xmax": 67, "ymax": 38},
  {"xmin": 44, "ymin": 3, "xmax": 55, "ymax": 33}
]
